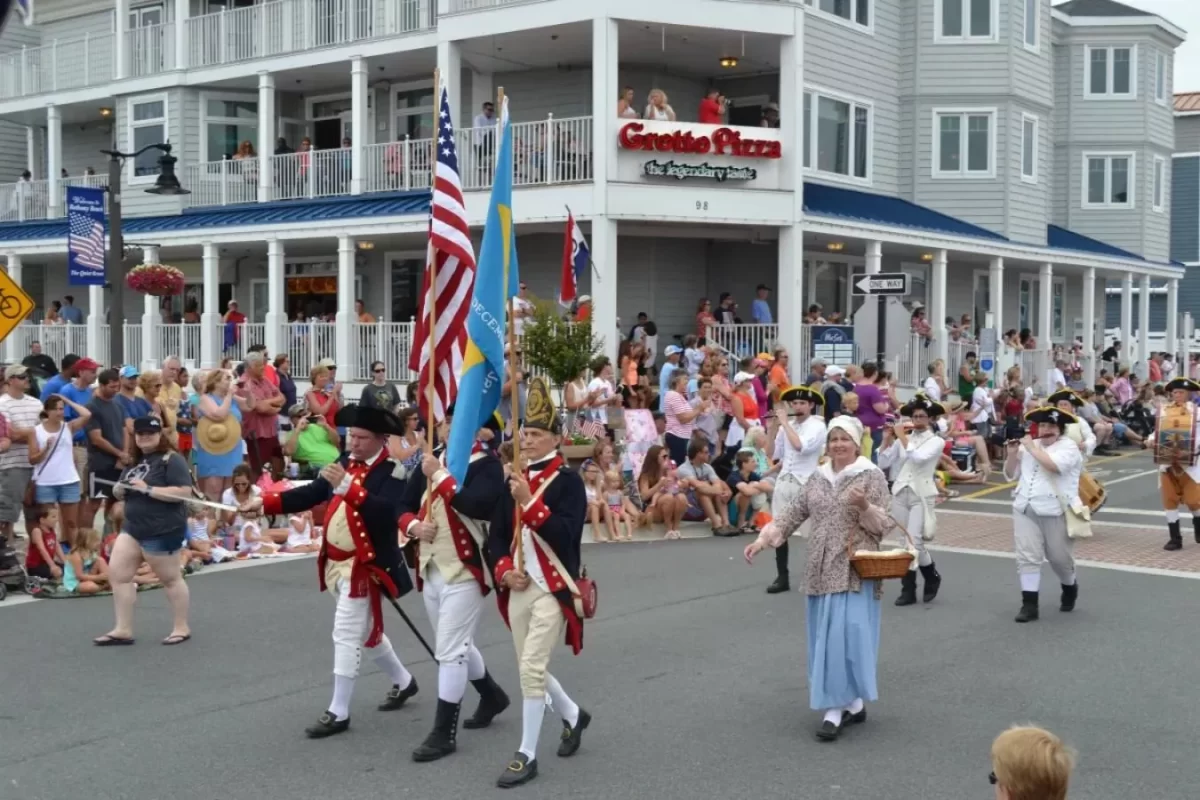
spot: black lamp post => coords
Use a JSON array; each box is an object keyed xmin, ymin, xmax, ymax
[{"xmin": 101, "ymin": 143, "xmax": 189, "ymax": 368}]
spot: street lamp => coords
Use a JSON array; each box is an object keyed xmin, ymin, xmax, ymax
[{"xmin": 102, "ymin": 143, "xmax": 189, "ymax": 368}]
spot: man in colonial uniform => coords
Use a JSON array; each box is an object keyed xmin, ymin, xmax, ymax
[
  {"xmin": 488, "ymin": 377, "xmax": 591, "ymax": 788},
  {"xmin": 1154, "ymin": 378, "xmax": 1200, "ymax": 551},
  {"xmin": 882, "ymin": 395, "xmax": 945, "ymax": 606},
  {"xmin": 1048, "ymin": 389, "xmax": 1096, "ymax": 459},
  {"xmin": 398, "ymin": 407, "xmax": 511, "ymax": 762},
  {"xmin": 766, "ymin": 385, "xmax": 826, "ymax": 594},
  {"xmin": 240, "ymin": 405, "xmax": 416, "ymax": 738}
]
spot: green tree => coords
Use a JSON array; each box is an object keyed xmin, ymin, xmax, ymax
[{"xmin": 521, "ymin": 301, "xmax": 600, "ymax": 390}]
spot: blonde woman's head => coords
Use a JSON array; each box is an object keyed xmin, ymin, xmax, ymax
[
  {"xmin": 990, "ymin": 725, "xmax": 1075, "ymax": 800},
  {"xmin": 191, "ymin": 369, "xmax": 207, "ymax": 393},
  {"xmin": 745, "ymin": 425, "xmax": 767, "ymax": 449},
  {"xmin": 648, "ymin": 88, "xmax": 667, "ymax": 106},
  {"xmin": 138, "ymin": 369, "xmax": 164, "ymax": 400},
  {"xmin": 204, "ymin": 368, "xmax": 230, "ymax": 394},
  {"xmin": 310, "ymin": 365, "xmax": 331, "ymax": 387}
]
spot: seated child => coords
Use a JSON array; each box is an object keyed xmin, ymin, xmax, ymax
[
  {"xmin": 727, "ymin": 450, "xmax": 773, "ymax": 532},
  {"xmin": 25, "ymin": 506, "xmax": 63, "ymax": 582},
  {"xmin": 63, "ymin": 527, "xmax": 109, "ymax": 595},
  {"xmin": 603, "ymin": 469, "xmax": 637, "ymax": 542},
  {"xmin": 184, "ymin": 506, "xmax": 218, "ymax": 565},
  {"xmin": 284, "ymin": 511, "xmax": 321, "ymax": 553},
  {"xmin": 237, "ymin": 517, "xmax": 279, "ymax": 556},
  {"xmin": 581, "ymin": 460, "xmax": 608, "ymax": 542}
]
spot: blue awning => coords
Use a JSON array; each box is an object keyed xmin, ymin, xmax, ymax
[
  {"xmin": 1046, "ymin": 224, "xmax": 1145, "ymax": 261},
  {"xmin": 802, "ymin": 181, "xmax": 1009, "ymax": 242}
]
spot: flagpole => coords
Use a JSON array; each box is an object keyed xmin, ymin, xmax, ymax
[
  {"xmin": 424, "ymin": 68, "xmax": 441, "ymax": 517},
  {"xmin": 498, "ymin": 86, "xmax": 524, "ymax": 576}
]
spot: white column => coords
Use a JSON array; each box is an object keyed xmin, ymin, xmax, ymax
[
  {"xmin": 1082, "ymin": 267, "xmax": 1096, "ymax": 385},
  {"xmin": 776, "ymin": 14, "xmax": 805, "ymax": 370},
  {"xmin": 1120, "ymin": 272, "xmax": 1133, "ymax": 366},
  {"xmin": 436, "ymin": 40, "xmax": 462, "ymax": 122},
  {"xmin": 141, "ymin": 245, "xmax": 160, "ymax": 368},
  {"xmin": 1138, "ymin": 273, "xmax": 1151, "ymax": 369},
  {"xmin": 931, "ymin": 249, "xmax": 948, "ymax": 365},
  {"xmin": 865, "ymin": 240, "xmax": 881, "ymax": 274},
  {"xmin": 46, "ymin": 105, "xmax": 62, "ymax": 217},
  {"xmin": 174, "ymin": 0, "xmax": 188, "ymax": 70},
  {"xmin": 265, "ymin": 239, "xmax": 285, "ymax": 359},
  {"xmin": 87, "ymin": 284, "xmax": 104, "ymax": 361},
  {"xmin": 257, "ymin": 72, "xmax": 275, "ymax": 203},
  {"xmin": 1038, "ymin": 263, "xmax": 1053, "ymax": 348},
  {"xmin": 200, "ymin": 243, "xmax": 221, "ymax": 368},
  {"xmin": 350, "ymin": 57, "xmax": 368, "ymax": 195},
  {"xmin": 588, "ymin": 17, "xmax": 619, "ymax": 363},
  {"xmin": 4, "ymin": 254, "xmax": 21, "ymax": 364},
  {"xmin": 114, "ymin": 0, "xmax": 129, "ymax": 80},
  {"xmin": 25, "ymin": 127, "xmax": 36, "ymax": 179},
  {"xmin": 335, "ymin": 235, "xmax": 355, "ymax": 371},
  {"xmin": 988, "ymin": 257, "xmax": 1004, "ymax": 335},
  {"xmin": 1167, "ymin": 278, "xmax": 1180, "ymax": 367},
  {"xmin": 470, "ymin": 70, "xmax": 494, "ymax": 124}
]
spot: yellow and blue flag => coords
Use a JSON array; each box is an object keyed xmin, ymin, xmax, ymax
[{"xmin": 447, "ymin": 96, "xmax": 519, "ymax": 484}]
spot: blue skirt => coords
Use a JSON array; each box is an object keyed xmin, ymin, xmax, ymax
[{"xmin": 805, "ymin": 582, "xmax": 882, "ymax": 711}]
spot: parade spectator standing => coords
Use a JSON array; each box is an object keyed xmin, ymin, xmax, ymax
[
  {"xmin": 306, "ymin": 364, "xmax": 342, "ymax": 430},
  {"xmin": 195, "ymin": 370, "xmax": 253, "ymax": 501},
  {"xmin": 510, "ymin": 281, "xmax": 534, "ymax": 337},
  {"xmin": 275, "ymin": 354, "xmax": 297, "ymax": 415},
  {"xmin": 0, "ymin": 367, "xmax": 41, "ymax": 545},
  {"xmin": 40, "ymin": 354, "xmax": 79, "ymax": 401},
  {"xmin": 86, "ymin": 369, "xmax": 131, "ymax": 520},
  {"xmin": 662, "ymin": 372, "xmax": 700, "ymax": 466},
  {"xmin": 159, "ymin": 355, "xmax": 183, "ymax": 444},
  {"xmin": 853, "ymin": 363, "xmax": 890, "ymax": 457},
  {"xmin": 116, "ymin": 366, "xmax": 153, "ymax": 420},
  {"xmin": 29, "ymin": 395, "xmax": 92, "ymax": 548},
  {"xmin": 358, "ymin": 361, "xmax": 400, "ymax": 411},
  {"xmin": 60, "ymin": 357, "xmax": 98, "ymax": 517},
  {"xmin": 659, "ymin": 346, "xmax": 683, "ymax": 398},
  {"xmin": 821, "ymin": 365, "xmax": 851, "ymax": 420},
  {"xmin": 751, "ymin": 285, "xmax": 773, "ymax": 325},
  {"xmin": 238, "ymin": 351, "xmax": 285, "ymax": 477},
  {"xmin": 697, "ymin": 88, "xmax": 725, "ymax": 124},
  {"xmin": 22, "ymin": 342, "xmax": 57, "ymax": 379},
  {"xmin": 60, "ymin": 295, "xmax": 83, "ymax": 324},
  {"xmin": 716, "ymin": 293, "xmax": 737, "ymax": 325}
]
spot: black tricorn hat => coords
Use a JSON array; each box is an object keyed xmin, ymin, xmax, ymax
[
  {"xmin": 1047, "ymin": 389, "xmax": 1083, "ymax": 407},
  {"xmin": 780, "ymin": 385, "xmax": 824, "ymax": 406},
  {"xmin": 1024, "ymin": 406, "xmax": 1076, "ymax": 429},
  {"xmin": 1166, "ymin": 377, "xmax": 1200, "ymax": 393},
  {"xmin": 335, "ymin": 405, "xmax": 405, "ymax": 437},
  {"xmin": 900, "ymin": 396, "xmax": 945, "ymax": 418}
]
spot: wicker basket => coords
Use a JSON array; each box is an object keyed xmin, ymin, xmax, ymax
[{"xmin": 846, "ymin": 516, "xmax": 916, "ymax": 581}]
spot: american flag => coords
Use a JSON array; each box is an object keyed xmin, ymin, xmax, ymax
[
  {"xmin": 575, "ymin": 417, "xmax": 606, "ymax": 441},
  {"xmin": 409, "ymin": 85, "xmax": 477, "ymax": 423},
  {"xmin": 69, "ymin": 216, "xmax": 106, "ymax": 270}
]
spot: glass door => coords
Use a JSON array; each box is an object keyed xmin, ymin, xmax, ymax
[{"xmin": 128, "ymin": 4, "xmax": 166, "ymax": 77}]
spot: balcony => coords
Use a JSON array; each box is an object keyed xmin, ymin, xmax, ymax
[
  {"xmin": 0, "ymin": 174, "xmax": 108, "ymax": 223},
  {"xmin": 0, "ymin": 33, "xmax": 116, "ymax": 100}
]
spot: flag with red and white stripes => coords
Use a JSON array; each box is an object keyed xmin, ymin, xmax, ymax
[
  {"xmin": 575, "ymin": 417, "xmax": 606, "ymax": 442},
  {"xmin": 409, "ymin": 84, "xmax": 477, "ymax": 422}
]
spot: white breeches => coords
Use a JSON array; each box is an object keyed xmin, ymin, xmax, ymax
[
  {"xmin": 891, "ymin": 488, "xmax": 933, "ymax": 567},
  {"xmin": 331, "ymin": 579, "xmax": 398, "ymax": 679},
  {"xmin": 421, "ymin": 564, "xmax": 486, "ymax": 665},
  {"xmin": 1012, "ymin": 507, "xmax": 1075, "ymax": 584}
]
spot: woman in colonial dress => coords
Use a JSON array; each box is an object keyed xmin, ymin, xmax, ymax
[{"xmin": 744, "ymin": 415, "xmax": 891, "ymax": 742}]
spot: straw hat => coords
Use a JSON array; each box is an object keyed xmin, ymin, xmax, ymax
[{"xmin": 196, "ymin": 415, "xmax": 242, "ymax": 455}]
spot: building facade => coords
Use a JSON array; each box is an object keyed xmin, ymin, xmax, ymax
[{"xmin": 0, "ymin": 0, "xmax": 1187, "ymax": 386}]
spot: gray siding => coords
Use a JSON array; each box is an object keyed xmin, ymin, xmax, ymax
[
  {"xmin": 910, "ymin": 99, "xmax": 1008, "ymax": 234},
  {"xmin": 1173, "ymin": 155, "xmax": 1200, "ymax": 263},
  {"xmin": 1007, "ymin": 103, "xmax": 1050, "ymax": 245},
  {"xmin": 1104, "ymin": 292, "xmax": 1167, "ymax": 331},
  {"xmin": 1177, "ymin": 116, "xmax": 1200, "ymax": 154},
  {"xmin": 59, "ymin": 122, "xmax": 115, "ymax": 175},
  {"xmin": 112, "ymin": 88, "xmax": 188, "ymax": 217},
  {"xmin": 1178, "ymin": 267, "xmax": 1200, "ymax": 325},
  {"xmin": 1010, "ymin": 0, "xmax": 1054, "ymax": 109}
]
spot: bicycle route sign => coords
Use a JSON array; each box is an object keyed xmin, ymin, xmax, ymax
[{"xmin": 0, "ymin": 269, "xmax": 34, "ymax": 345}]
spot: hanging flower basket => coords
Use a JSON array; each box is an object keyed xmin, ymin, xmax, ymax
[{"xmin": 126, "ymin": 264, "xmax": 185, "ymax": 297}]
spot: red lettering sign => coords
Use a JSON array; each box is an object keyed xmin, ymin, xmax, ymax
[{"xmin": 618, "ymin": 122, "xmax": 781, "ymax": 159}]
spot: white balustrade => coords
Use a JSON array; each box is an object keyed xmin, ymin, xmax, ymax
[
  {"xmin": 156, "ymin": 323, "xmax": 203, "ymax": 366},
  {"xmin": 363, "ymin": 139, "xmax": 433, "ymax": 193},
  {"xmin": 349, "ymin": 322, "xmax": 417, "ymax": 382},
  {"xmin": 446, "ymin": 0, "xmax": 542, "ymax": 12},
  {"xmin": 704, "ymin": 324, "xmax": 780, "ymax": 364},
  {"xmin": 182, "ymin": 159, "xmax": 260, "ymax": 208},
  {"xmin": 270, "ymin": 148, "xmax": 352, "ymax": 201},
  {"xmin": 125, "ymin": 22, "xmax": 176, "ymax": 78},
  {"xmin": 282, "ymin": 322, "xmax": 338, "ymax": 372},
  {"xmin": 0, "ymin": 33, "xmax": 115, "ymax": 99},
  {"xmin": 123, "ymin": 323, "xmax": 144, "ymax": 367},
  {"xmin": 455, "ymin": 116, "xmax": 594, "ymax": 192},
  {"xmin": 0, "ymin": 180, "xmax": 51, "ymax": 223}
]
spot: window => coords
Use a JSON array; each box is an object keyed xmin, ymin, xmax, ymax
[
  {"xmin": 1153, "ymin": 156, "xmax": 1165, "ymax": 212},
  {"xmin": 805, "ymin": 0, "xmax": 871, "ymax": 29},
  {"xmin": 201, "ymin": 95, "xmax": 257, "ymax": 162},
  {"xmin": 1021, "ymin": 114, "xmax": 1038, "ymax": 183},
  {"xmin": 1155, "ymin": 52, "xmax": 1167, "ymax": 104},
  {"xmin": 1083, "ymin": 153, "xmax": 1134, "ymax": 208},
  {"xmin": 391, "ymin": 83, "xmax": 435, "ymax": 142},
  {"xmin": 1052, "ymin": 278, "xmax": 1065, "ymax": 341},
  {"xmin": 128, "ymin": 94, "xmax": 168, "ymax": 182},
  {"xmin": 803, "ymin": 89, "xmax": 871, "ymax": 182},
  {"xmin": 936, "ymin": 0, "xmax": 994, "ymax": 41},
  {"xmin": 1085, "ymin": 45, "xmax": 1135, "ymax": 98},
  {"xmin": 933, "ymin": 109, "xmax": 994, "ymax": 178},
  {"xmin": 1022, "ymin": 0, "xmax": 1037, "ymax": 48}
]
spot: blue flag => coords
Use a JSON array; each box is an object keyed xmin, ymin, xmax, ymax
[
  {"xmin": 66, "ymin": 186, "xmax": 107, "ymax": 286},
  {"xmin": 446, "ymin": 97, "xmax": 520, "ymax": 484}
]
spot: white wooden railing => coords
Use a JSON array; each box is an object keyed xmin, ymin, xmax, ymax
[
  {"xmin": 0, "ymin": 33, "xmax": 116, "ymax": 99},
  {"xmin": 348, "ymin": 321, "xmax": 416, "ymax": 382},
  {"xmin": 125, "ymin": 21, "xmax": 176, "ymax": 78},
  {"xmin": 182, "ymin": 158, "xmax": 260, "ymax": 208},
  {"xmin": 8, "ymin": 324, "xmax": 88, "ymax": 368},
  {"xmin": 123, "ymin": 323, "xmax": 143, "ymax": 368},
  {"xmin": 285, "ymin": 321, "xmax": 338, "ymax": 374},
  {"xmin": 445, "ymin": 0, "xmax": 543, "ymax": 12},
  {"xmin": 157, "ymin": 323, "xmax": 204, "ymax": 365},
  {"xmin": 0, "ymin": 175, "xmax": 110, "ymax": 223},
  {"xmin": 271, "ymin": 148, "xmax": 353, "ymax": 201}
]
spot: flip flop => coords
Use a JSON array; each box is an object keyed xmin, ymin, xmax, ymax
[
  {"xmin": 94, "ymin": 634, "xmax": 135, "ymax": 646},
  {"xmin": 162, "ymin": 634, "xmax": 191, "ymax": 646}
]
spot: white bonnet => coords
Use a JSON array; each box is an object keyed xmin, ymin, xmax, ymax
[{"xmin": 827, "ymin": 415, "xmax": 864, "ymax": 444}]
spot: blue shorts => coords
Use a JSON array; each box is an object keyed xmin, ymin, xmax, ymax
[
  {"xmin": 138, "ymin": 532, "xmax": 186, "ymax": 555},
  {"xmin": 35, "ymin": 482, "xmax": 82, "ymax": 505},
  {"xmin": 1112, "ymin": 422, "xmax": 1129, "ymax": 438}
]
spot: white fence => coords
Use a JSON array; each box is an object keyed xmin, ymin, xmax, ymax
[
  {"xmin": 350, "ymin": 322, "xmax": 416, "ymax": 382},
  {"xmin": 0, "ymin": 33, "xmax": 116, "ymax": 99},
  {"xmin": 0, "ymin": 174, "xmax": 110, "ymax": 223},
  {"xmin": 271, "ymin": 149, "xmax": 353, "ymax": 201},
  {"xmin": 182, "ymin": 159, "xmax": 260, "ymax": 208},
  {"xmin": 126, "ymin": 21, "xmax": 176, "ymax": 78},
  {"xmin": 284, "ymin": 321, "xmax": 338, "ymax": 375},
  {"xmin": 8, "ymin": 324, "xmax": 88, "ymax": 369}
]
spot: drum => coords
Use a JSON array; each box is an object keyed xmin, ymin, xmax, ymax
[
  {"xmin": 1155, "ymin": 404, "xmax": 1197, "ymax": 469},
  {"xmin": 1079, "ymin": 470, "xmax": 1106, "ymax": 514}
]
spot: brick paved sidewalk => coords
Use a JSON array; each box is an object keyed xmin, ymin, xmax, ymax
[{"xmin": 931, "ymin": 508, "xmax": 1200, "ymax": 573}]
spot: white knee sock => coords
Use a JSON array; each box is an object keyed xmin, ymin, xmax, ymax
[
  {"xmin": 466, "ymin": 644, "xmax": 486, "ymax": 681},
  {"xmin": 1060, "ymin": 570, "xmax": 1077, "ymax": 587},
  {"xmin": 1019, "ymin": 572, "xmax": 1040, "ymax": 593},
  {"xmin": 372, "ymin": 641, "xmax": 413, "ymax": 688},
  {"xmin": 329, "ymin": 674, "xmax": 355, "ymax": 721},
  {"xmin": 519, "ymin": 697, "xmax": 545, "ymax": 759},
  {"xmin": 917, "ymin": 550, "xmax": 933, "ymax": 567},
  {"xmin": 823, "ymin": 708, "xmax": 844, "ymax": 725},
  {"xmin": 439, "ymin": 662, "xmax": 469, "ymax": 703},
  {"xmin": 844, "ymin": 697, "xmax": 864, "ymax": 715},
  {"xmin": 545, "ymin": 674, "xmax": 579, "ymax": 727}
]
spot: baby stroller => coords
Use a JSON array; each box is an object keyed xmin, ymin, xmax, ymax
[{"xmin": 0, "ymin": 543, "xmax": 45, "ymax": 601}]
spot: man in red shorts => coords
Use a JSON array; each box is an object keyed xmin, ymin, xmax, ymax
[{"xmin": 238, "ymin": 350, "xmax": 285, "ymax": 477}]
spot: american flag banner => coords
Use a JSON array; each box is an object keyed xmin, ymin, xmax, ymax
[
  {"xmin": 575, "ymin": 417, "xmax": 606, "ymax": 442},
  {"xmin": 409, "ymin": 85, "xmax": 478, "ymax": 422},
  {"xmin": 66, "ymin": 186, "xmax": 107, "ymax": 286}
]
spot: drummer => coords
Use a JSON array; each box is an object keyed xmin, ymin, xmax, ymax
[
  {"xmin": 1048, "ymin": 390, "xmax": 1096, "ymax": 459},
  {"xmin": 1154, "ymin": 377, "xmax": 1200, "ymax": 552}
]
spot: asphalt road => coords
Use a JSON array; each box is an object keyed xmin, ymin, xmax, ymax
[{"xmin": 3, "ymin": 536, "xmax": 1199, "ymax": 800}]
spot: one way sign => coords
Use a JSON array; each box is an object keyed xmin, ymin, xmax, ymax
[{"xmin": 853, "ymin": 273, "xmax": 909, "ymax": 296}]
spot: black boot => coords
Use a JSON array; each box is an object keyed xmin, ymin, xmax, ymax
[
  {"xmin": 378, "ymin": 677, "xmax": 419, "ymax": 711},
  {"xmin": 766, "ymin": 573, "xmax": 790, "ymax": 594},
  {"xmin": 304, "ymin": 711, "xmax": 350, "ymax": 739},
  {"xmin": 1192, "ymin": 517, "xmax": 1200, "ymax": 544},
  {"xmin": 894, "ymin": 571, "xmax": 917, "ymax": 606},
  {"xmin": 1165, "ymin": 521, "xmax": 1183, "ymax": 551},
  {"xmin": 462, "ymin": 672, "xmax": 511, "ymax": 730},
  {"xmin": 411, "ymin": 699, "xmax": 460, "ymax": 762},
  {"xmin": 767, "ymin": 542, "xmax": 790, "ymax": 594},
  {"xmin": 919, "ymin": 562, "xmax": 942, "ymax": 602},
  {"xmin": 1060, "ymin": 581, "xmax": 1078, "ymax": 612},
  {"xmin": 1014, "ymin": 591, "xmax": 1039, "ymax": 623}
]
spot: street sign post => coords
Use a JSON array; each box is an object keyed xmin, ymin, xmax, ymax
[
  {"xmin": 978, "ymin": 328, "xmax": 998, "ymax": 383},
  {"xmin": 852, "ymin": 273, "xmax": 911, "ymax": 367},
  {"xmin": 0, "ymin": 269, "xmax": 34, "ymax": 348}
]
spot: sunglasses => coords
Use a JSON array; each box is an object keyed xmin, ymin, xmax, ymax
[
  {"xmin": 373, "ymin": 368, "xmax": 385, "ymax": 373},
  {"xmin": 989, "ymin": 772, "xmax": 998, "ymax": 786}
]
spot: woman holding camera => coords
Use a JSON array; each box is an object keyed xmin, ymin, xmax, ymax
[{"xmin": 284, "ymin": 402, "xmax": 342, "ymax": 472}]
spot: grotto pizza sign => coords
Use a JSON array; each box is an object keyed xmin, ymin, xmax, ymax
[{"xmin": 617, "ymin": 120, "xmax": 782, "ymax": 187}]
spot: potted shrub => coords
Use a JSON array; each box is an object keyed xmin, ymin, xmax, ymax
[{"xmin": 521, "ymin": 301, "xmax": 601, "ymax": 460}]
